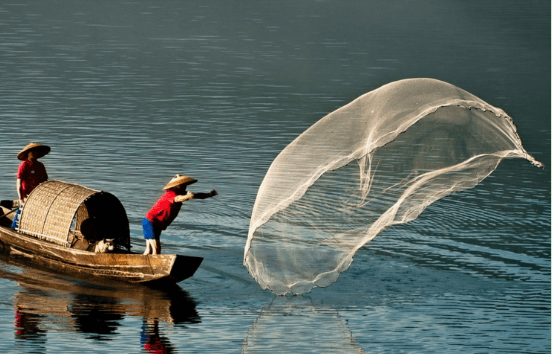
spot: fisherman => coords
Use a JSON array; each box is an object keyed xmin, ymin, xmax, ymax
[
  {"xmin": 12, "ymin": 143, "xmax": 50, "ymax": 229},
  {"xmin": 16, "ymin": 142, "xmax": 50, "ymax": 202},
  {"xmin": 143, "ymin": 174, "xmax": 217, "ymax": 255}
]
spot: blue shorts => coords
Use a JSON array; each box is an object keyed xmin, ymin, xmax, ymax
[
  {"xmin": 11, "ymin": 209, "xmax": 21, "ymax": 229},
  {"xmin": 142, "ymin": 217, "xmax": 161, "ymax": 240}
]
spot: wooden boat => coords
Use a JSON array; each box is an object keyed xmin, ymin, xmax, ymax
[{"xmin": 0, "ymin": 180, "xmax": 203, "ymax": 284}]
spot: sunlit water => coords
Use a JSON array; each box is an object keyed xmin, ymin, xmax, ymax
[{"xmin": 0, "ymin": 0, "xmax": 549, "ymax": 353}]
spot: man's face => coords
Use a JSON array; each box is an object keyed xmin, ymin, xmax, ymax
[{"xmin": 172, "ymin": 185, "xmax": 187, "ymax": 195}]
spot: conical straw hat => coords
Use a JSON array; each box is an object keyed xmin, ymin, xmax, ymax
[
  {"xmin": 163, "ymin": 174, "xmax": 198, "ymax": 190},
  {"xmin": 17, "ymin": 143, "xmax": 51, "ymax": 161}
]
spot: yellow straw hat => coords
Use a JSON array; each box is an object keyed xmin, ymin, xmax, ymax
[
  {"xmin": 163, "ymin": 174, "xmax": 198, "ymax": 190},
  {"xmin": 17, "ymin": 143, "xmax": 51, "ymax": 161}
]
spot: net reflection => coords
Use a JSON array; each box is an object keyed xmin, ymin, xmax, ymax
[
  {"xmin": 243, "ymin": 296, "xmax": 363, "ymax": 353},
  {"xmin": 2, "ymin": 258, "xmax": 200, "ymax": 349}
]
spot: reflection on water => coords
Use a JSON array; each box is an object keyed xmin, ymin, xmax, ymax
[
  {"xmin": 14, "ymin": 306, "xmax": 46, "ymax": 347},
  {"xmin": 141, "ymin": 319, "xmax": 174, "ymax": 354},
  {"xmin": 2, "ymin": 258, "xmax": 199, "ymax": 352},
  {"xmin": 243, "ymin": 296, "xmax": 363, "ymax": 353}
]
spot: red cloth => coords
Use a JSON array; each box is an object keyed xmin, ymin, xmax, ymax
[
  {"xmin": 143, "ymin": 338, "xmax": 169, "ymax": 353},
  {"xmin": 17, "ymin": 159, "xmax": 48, "ymax": 198},
  {"xmin": 145, "ymin": 190, "xmax": 183, "ymax": 230}
]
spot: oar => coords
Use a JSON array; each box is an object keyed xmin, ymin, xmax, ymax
[
  {"xmin": 0, "ymin": 200, "xmax": 18, "ymax": 209},
  {"xmin": 0, "ymin": 199, "xmax": 19, "ymax": 221},
  {"xmin": 0, "ymin": 208, "xmax": 17, "ymax": 221}
]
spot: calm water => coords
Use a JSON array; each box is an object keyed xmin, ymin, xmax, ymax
[{"xmin": 0, "ymin": 0, "xmax": 549, "ymax": 353}]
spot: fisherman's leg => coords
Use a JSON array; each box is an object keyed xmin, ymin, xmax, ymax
[
  {"xmin": 142, "ymin": 217, "xmax": 155, "ymax": 255},
  {"xmin": 152, "ymin": 226, "xmax": 162, "ymax": 255},
  {"xmin": 143, "ymin": 240, "xmax": 151, "ymax": 255},
  {"xmin": 10, "ymin": 209, "xmax": 21, "ymax": 229},
  {"xmin": 150, "ymin": 239, "xmax": 159, "ymax": 255}
]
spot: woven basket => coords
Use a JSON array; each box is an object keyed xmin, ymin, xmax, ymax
[{"xmin": 18, "ymin": 180, "xmax": 130, "ymax": 250}]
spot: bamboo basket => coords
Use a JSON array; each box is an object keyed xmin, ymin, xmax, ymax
[{"xmin": 18, "ymin": 180, "xmax": 130, "ymax": 250}]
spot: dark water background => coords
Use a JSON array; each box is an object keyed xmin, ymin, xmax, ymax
[{"xmin": 0, "ymin": 0, "xmax": 549, "ymax": 353}]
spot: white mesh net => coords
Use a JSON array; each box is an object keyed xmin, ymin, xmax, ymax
[{"xmin": 245, "ymin": 78, "xmax": 543, "ymax": 295}]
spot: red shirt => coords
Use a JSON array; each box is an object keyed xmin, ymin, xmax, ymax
[
  {"xmin": 17, "ymin": 159, "xmax": 48, "ymax": 198},
  {"xmin": 143, "ymin": 338, "xmax": 169, "ymax": 353},
  {"xmin": 145, "ymin": 190, "xmax": 183, "ymax": 230}
]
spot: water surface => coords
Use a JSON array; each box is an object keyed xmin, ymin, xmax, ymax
[{"xmin": 0, "ymin": 0, "xmax": 549, "ymax": 353}]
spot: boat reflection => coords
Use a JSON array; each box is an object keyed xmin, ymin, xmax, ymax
[
  {"xmin": 2, "ymin": 258, "xmax": 199, "ymax": 352},
  {"xmin": 243, "ymin": 296, "xmax": 364, "ymax": 353}
]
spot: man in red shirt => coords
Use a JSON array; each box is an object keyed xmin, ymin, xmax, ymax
[
  {"xmin": 143, "ymin": 174, "xmax": 217, "ymax": 255},
  {"xmin": 16, "ymin": 142, "xmax": 50, "ymax": 203},
  {"xmin": 12, "ymin": 143, "xmax": 50, "ymax": 229}
]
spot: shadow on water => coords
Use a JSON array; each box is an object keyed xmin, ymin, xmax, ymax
[
  {"xmin": 243, "ymin": 296, "xmax": 363, "ymax": 354},
  {"xmin": 0, "ymin": 257, "xmax": 200, "ymax": 353}
]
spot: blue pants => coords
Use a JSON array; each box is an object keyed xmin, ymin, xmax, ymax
[
  {"xmin": 11, "ymin": 209, "xmax": 21, "ymax": 229},
  {"xmin": 142, "ymin": 218, "xmax": 161, "ymax": 240}
]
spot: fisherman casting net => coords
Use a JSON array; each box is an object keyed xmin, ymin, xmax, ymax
[{"xmin": 244, "ymin": 78, "xmax": 543, "ymax": 295}]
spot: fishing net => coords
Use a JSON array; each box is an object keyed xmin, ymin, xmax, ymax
[{"xmin": 244, "ymin": 78, "xmax": 543, "ymax": 295}]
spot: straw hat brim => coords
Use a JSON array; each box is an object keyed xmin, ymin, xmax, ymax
[
  {"xmin": 163, "ymin": 175, "xmax": 198, "ymax": 190},
  {"xmin": 17, "ymin": 143, "xmax": 51, "ymax": 161}
]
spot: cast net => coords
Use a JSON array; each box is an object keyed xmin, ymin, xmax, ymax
[{"xmin": 244, "ymin": 78, "xmax": 543, "ymax": 295}]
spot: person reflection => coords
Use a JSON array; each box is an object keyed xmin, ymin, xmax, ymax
[
  {"xmin": 14, "ymin": 305, "xmax": 45, "ymax": 340},
  {"xmin": 140, "ymin": 318, "xmax": 174, "ymax": 353},
  {"xmin": 13, "ymin": 305, "xmax": 47, "ymax": 353},
  {"xmin": 139, "ymin": 285, "xmax": 200, "ymax": 353}
]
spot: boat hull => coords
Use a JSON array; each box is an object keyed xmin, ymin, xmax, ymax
[{"xmin": 0, "ymin": 224, "xmax": 203, "ymax": 284}]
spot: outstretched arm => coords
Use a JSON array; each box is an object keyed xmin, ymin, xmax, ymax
[
  {"xmin": 192, "ymin": 189, "xmax": 218, "ymax": 200},
  {"xmin": 174, "ymin": 190, "xmax": 217, "ymax": 203}
]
